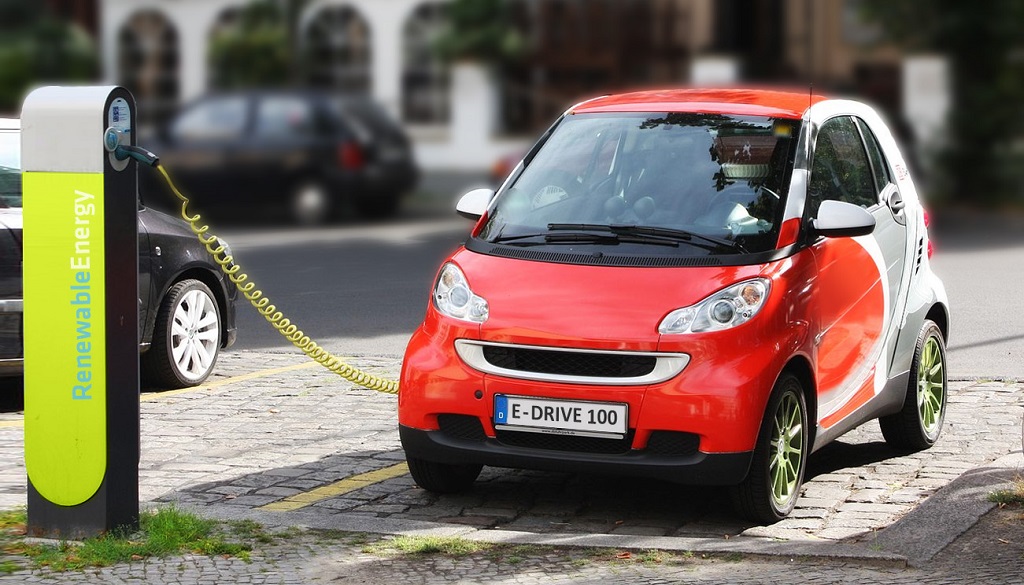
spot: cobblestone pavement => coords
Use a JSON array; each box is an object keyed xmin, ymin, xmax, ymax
[{"xmin": 1, "ymin": 349, "xmax": 1022, "ymax": 583}]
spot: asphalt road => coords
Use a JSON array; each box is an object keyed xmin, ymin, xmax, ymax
[
  {"xmin": 221, "ymin": 217, "xmax": 470, "ymax": 357},
  {"xmin": 220, "ymin": 208, "xmax": 1023, "ymax": 380}
]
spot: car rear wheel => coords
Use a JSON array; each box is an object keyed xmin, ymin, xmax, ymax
[
  {"xmin": 731, "ymin": 372, "xmax": 808, "ymax": 523},
  {"xmin": 879, "ymin": 320, "xmax": 947, "ymax": 450},
  {"xmin": 142, "ymin": 279, "xmax": 221, "ymax": 389},
  {"xmin": 406, "ymin": 456, "xmax": 482, "ymax": 493}
]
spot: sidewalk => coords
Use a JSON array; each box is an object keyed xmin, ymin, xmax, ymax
[{"xmin": 0, "ymin": 349, "xmax": 1021, "ymax": 583}]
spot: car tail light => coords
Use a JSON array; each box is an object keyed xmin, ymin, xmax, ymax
[
  {"xmin": 923, "ymin": 209, "xmax": 931, "ymax": 228},
  {"xmin": 338, "ymin": 142, "xmax": 365, "ymax": 170},
  {"xmin": 928, "ymin": 240, "xmax": 935, "ymax": 258}
]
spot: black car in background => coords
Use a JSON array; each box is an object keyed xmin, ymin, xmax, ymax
[
  {"xmin": 141, "ymin": 90, "xmax": 419, "ymax": 224},
  {"xmin": 0, "ymin": 119, "xmax": 237, "ymax": 389}
]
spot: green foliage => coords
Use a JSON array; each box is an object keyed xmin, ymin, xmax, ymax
[
  {"xmin": 860, "ymin": 0, "xmax": 1024, "ymax": 205},
  {"xmin": 0, "ymin": 506, "xmax": 253, "ymax": 572},
  {"xmin": 988, "ymin": 477, "xmax": 1024, "ymax": 506},
  {"xmin": 0, "ymin": 2, "xmax": 98, "ymax": 114},
  {"xmin": 209, "ymin": 0, "xmax": 292, "ymax": 89},
  {"xmin": 433, "ymin": 0, "xmax": 526, "ymax": 64}
]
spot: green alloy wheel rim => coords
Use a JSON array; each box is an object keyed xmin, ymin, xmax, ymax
[
  {"xmin": 770, "ymin": 392, "xmax": 804, "ymax": 509},
  {"xmin": 917, "ymin": 336, "xmax": 945, "ymax": 436}
]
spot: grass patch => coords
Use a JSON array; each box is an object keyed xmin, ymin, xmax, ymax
[
  {"xmin": 364, "ymin": 536, "xmax": 491, "ymax": 557},
  {"xmin": 988, "ymin": 477, "xmax": 1024, "ymax": 506},
  {"xmin": 0, "ymin": 506, "xmax": 255, "ymax": 572}
]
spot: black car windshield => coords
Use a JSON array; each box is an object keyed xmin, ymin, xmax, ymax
[
  {"xmin": 0, "ymin": 130, "xmax": 20, "ymax": 208},
  {"xmin": 477, "ymin": 112, "xmax": 801, "ymax": 256}
]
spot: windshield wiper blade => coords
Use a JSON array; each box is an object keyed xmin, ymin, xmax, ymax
[
  {"xmin": 548, "ymin": 223, "xmax": 747, "ymax": 253},
  {"xmin": 490, "ymin": 232, "xmax": 550, "ymax": 244},
  {"xmin": 544, "ymin": 232, "xmax": 678, "ymax": 247}
]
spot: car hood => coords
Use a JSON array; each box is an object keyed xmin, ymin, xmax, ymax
[{"xmin": 451, "ymin": 248, "xmax": 765, "ymax": 351}]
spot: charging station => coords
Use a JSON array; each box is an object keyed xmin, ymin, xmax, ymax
[{"xmin": 21, "ymin": 86, "xmax": 140, "ymax": 538}]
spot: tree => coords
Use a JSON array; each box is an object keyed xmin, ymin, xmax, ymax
[
  {"xmin": 433, "ymin": 0, "xmax": 526, "ymax": 64},
  {"xmin": 208, "ymin": 0, "xmax": 291, "ymax": 89},
  {"xmin": 0, "ymin": 1, "xmax": 98, "ymax": 114},
  {"xmin": 861, "ymin": 0, "xmax": 1024, "ymax": 205}
]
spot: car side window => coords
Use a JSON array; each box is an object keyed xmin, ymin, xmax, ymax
[
  {"xmin": 808, "ymin": 116, "xmax": 877, "ymax": 217},
  {"xmin": 855, "ymin": 118, "xmax": 893, "ymax": 195},
  {"xmin": 170, "ymin": 97, "xmax": 248, "ymax": 142},
  {"xmin": 254, "ymin": 97, "xmax": 314, "ymax": 139}
]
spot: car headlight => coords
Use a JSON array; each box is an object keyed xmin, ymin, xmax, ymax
[
  {"xmin": 215, "ymin": 237, "xmax": 234, "ymax": 267},
  {"xmin": 659, "ymin": 278, "xmax": 770, "ymax": 334},
  {"xmin": 433, "ymin": 263, "xmax": 489, "ymax": 323}
]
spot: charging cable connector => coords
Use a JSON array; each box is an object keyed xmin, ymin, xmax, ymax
[{"xmin": 103, "ymin": 127, "xmax": 159, "ymax": 167}]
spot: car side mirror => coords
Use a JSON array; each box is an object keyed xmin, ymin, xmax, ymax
[
  {"xmin": 456, "ymin": 188, "xmax": 494, "ymax": 220},
  {"xmin": 812, "ymin": 200, "xmax": 875, "ymax": 238}
]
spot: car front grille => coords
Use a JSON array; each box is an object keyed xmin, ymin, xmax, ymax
[
  {"xmin": 495, "ymin": 429, "xmax": 635, "ymax": 454},
  {"xmin": 455, "ymin": 341, "xmax": 689, "ymax": 385},
  {"xmin": 482, "ymin": 345, "xmax": 656, "ymax": 379}
]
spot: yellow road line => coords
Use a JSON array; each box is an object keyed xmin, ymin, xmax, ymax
[
  {"xmin": 0, "ymin": 360, "xmax": 323, "ymax": 430},
  {"xmin": 260, "ymin": 463, "xmax": 410, "ymax": 512}
]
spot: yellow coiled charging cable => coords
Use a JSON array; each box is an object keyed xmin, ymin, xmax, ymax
[{"xmin": 156, "ymin": 164, "xmax": 400, "ymax": 395}]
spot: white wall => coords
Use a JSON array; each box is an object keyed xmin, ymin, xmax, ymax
[{"xmin": 100, "ymin": 0, "xmax": 528, "ymax": 171}]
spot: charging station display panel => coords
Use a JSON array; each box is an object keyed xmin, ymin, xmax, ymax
[{"xmin": 23, "ymin": 172, "xmax": 108, "ymax": 505}]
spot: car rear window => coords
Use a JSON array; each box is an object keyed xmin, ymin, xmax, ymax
[{"xmin": 331, "ymin": 98, "xmax": 407, "ymax": 145}]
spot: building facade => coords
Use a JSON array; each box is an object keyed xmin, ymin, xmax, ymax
[{"xmin": 99, "ymin": 0, "xmax": 935, "ymax": 172}]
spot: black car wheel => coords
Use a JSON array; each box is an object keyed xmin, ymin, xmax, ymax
[
  {"xmin": 731, "ymin": 372, "xmax": 808, "ymax": 523},
  {"xmin": 879, "ymin": 320, "xmax": 947, "ymax": 450},
  {"xmin": 406, "ymin": 456, "xmax": 482, "ymax": 493},
  {"xmin": 142, "ymin": 279, "xmax": 221, "ymax": 388}
]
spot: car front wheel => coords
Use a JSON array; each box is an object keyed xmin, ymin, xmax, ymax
[
  {"xmin": 731, "ymin": 372, "xmax": 808, "ymax": 523},
  {"xmin": 406, "ymin": 456, "xmax": 482, "ymax": 493},
  {"xmin": 142, "ymin": 279, "xmax": 222, "ymax": 389}
]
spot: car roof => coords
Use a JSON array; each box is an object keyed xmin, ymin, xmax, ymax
[
  {"xmin": 0, "ymin": 118, "xmax": 19, "ymax": 130},
  {"xmin": 571, "ymin": 88, "xmax": 828, "ymax": 120}
]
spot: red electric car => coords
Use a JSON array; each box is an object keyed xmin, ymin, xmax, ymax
[{"xmin": 398, "ymin": 89, "xmax": 950, "ymax": 522}]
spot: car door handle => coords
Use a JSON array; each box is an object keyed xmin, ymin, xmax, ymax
[{"xmin": 887, "ymin": 190, "xmax": 905, "ymax": 212}]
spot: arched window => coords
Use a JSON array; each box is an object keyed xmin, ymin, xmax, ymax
[
  {"xmin": 402, "ymin": 2, "xmax": 449, "ymax": 124},
  {"xmin": 304, "ymin": 5, "xmax": 372, "ymax": 93},
  {"xmin": 117, "ymin": 10, "xmax": 180, "ymax": 131}
]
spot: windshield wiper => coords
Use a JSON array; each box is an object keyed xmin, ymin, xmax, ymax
[
  {"xmin": 491, "ymin": 230, "xmax": 678, "ymax": 248},
  {"xmin": 544, "ymin": 232, "xmax": 678, "ymax": 247},
  {"xmin": 548, "ymin": 223, "xmax": 748, "ymax": 253}
]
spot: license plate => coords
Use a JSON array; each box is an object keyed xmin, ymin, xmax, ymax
[{"xmin": 493, "ymin": 395, "xmax": 628, "ymax": 438}]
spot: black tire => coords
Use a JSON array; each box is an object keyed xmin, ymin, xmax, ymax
[
  {"xmin": 879, "ymin": 320, "xmax": 947, "ymax": 451},
  {"xmin": 142, "ymin": 279, "xmax": 221, "ymax": 389},
  {"xmin": 731, "ymin": 372, "xmax": 809, "ymax": 523},
  {"xmin": 406, "ymin": 456, "xmax": 482, "ymax": 494}
]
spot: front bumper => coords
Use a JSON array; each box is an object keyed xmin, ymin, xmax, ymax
[{"xmin": 400, "ymin": 424, "xmax": 752, "ymax": 485}]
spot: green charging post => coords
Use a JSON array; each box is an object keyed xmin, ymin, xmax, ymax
[{"xmin": 21, "ymin": 86, "xmax": 140, "ymax": 538}]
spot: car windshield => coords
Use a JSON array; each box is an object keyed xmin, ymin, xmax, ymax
[
  {"xmin": 477, "ymin": 112, "xmax": 801, "ymax": 255},
  {"xmin": 0, "ymin": 130, "xmax": 20, "ymax": 207}
]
